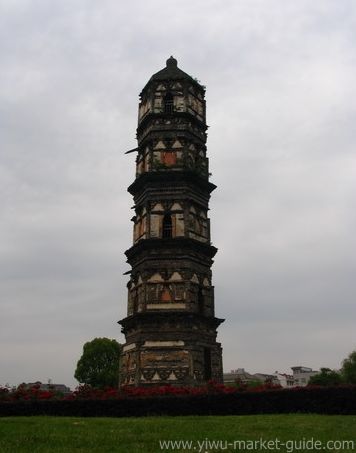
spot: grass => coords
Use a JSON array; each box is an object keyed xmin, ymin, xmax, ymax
[{"xmin": 0, "ymin": 414, "xmax": 355, "ymax": 452}]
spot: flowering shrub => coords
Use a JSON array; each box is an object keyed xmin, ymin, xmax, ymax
[
  {"xmin": 4, "ymin": 380, "xmax": 355, "ymax": 404},
  {"xmin": 0, "ymin": 380, "xmax": 282, "ymax": 402},
  {"xmin": 118, "ymin": 381, "xmax": 236, "ymax": 398},
  {"xmin": 69, "ymin": 380, "xmax": 281, "ymax": 400},
  {"xmin": 0, "ymin": 383, "xmax": 64, "ymax": 402},
  {"xmin": 1, "ymin": 384, "xmax": 356, "ymax": 416}
]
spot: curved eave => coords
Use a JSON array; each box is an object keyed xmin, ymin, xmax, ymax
[
  {"xmin": 137, "ymin": 111, "xmax": 207, "ymax": 137},
  {"xmin": 118, "ymin": 311, "xmax": 225, "ymax": 331},
  {"xmin": 127, "ymin": 171, "xmax": 216, "ymax": 197},
  {"xmin": 125, "ymin": 237, "xmax": 218, "ymax": 261},
  {"xmin": 140, "ymin": 72, "xmax": 205, "ymax": 98}
]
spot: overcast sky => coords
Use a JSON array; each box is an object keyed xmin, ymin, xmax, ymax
[{"xmin": 1, "ymin": 0, "xmax": 355, "ymax": 388}]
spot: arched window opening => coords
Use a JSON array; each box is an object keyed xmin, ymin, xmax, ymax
[
  {"xmin": 164, "ymin": 93, "xmax": 174, "ymax": 114},
  {"xmin": 162, "ymin": 214, "xmax": 173, "ymax": 238}
]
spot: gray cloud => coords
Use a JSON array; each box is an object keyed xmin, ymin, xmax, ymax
[{"xmin": 0, "ymin": 0, "xmax": 355, "ymax": 387}]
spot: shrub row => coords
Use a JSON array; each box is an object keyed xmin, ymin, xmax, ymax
[
  {"xmin": 0, "ymin": 381, "xmax": 280, "ymax": 402},
  {"xmin": 1, "ymin": 386, "xmax": 355, "ymax": 417}
]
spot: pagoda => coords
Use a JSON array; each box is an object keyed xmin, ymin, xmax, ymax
[{"xmin": 119, "ymin": 57, "xmax": 224, "ymax": 385}]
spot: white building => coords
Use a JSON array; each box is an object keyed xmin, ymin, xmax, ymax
[
  {"xmin": 291, "ymin": 366, "xmax": 318, "ymax": 386},
  {"xmin": 273, "ymin": 371, "xmax": 294, "ymax": 388}
]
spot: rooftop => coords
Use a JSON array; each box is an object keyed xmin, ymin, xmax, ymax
[{"xmin": 141, "ymin": 57, "xmax": 204, "ymax": 93}]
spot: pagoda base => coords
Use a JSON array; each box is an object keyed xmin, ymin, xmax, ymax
[
  {"xmin": 119, "ymin": 313, "xmax": 224, "ymax": 387},
  {"xmin": 119, "ymin": 341, "xmax": 223, "ymax": 387}
]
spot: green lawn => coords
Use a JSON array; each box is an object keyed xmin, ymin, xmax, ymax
[{"xmin": 0, "ymin": 414, "xmax": 355, "ymax": 452}]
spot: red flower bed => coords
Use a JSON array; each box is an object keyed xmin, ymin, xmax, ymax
[
  {"xmin": 0, "ymin": 380, "xmax": 282, "ymax": 402},
  {"xmin": 1, "ymin": 384, "xmax": 356, "ymax": 416},
  {"xmin": 0, "ymin": 383, "xmax": 63, "ymax": 402}
]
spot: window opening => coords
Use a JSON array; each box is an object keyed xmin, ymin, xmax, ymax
[
  {"xmin": 164, "ymin": 93, "xmax": 174, "ymax": 114},
  {"xmin": 162, "ymin": 214, "xmax": 173, "ymax": 238}
]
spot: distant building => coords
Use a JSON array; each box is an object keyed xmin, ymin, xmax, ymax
[
  {"xmin": 291, "ymin": 366, "xmax": 318, "ymax": 386},
  {"xmin": 253, "ymin": 373, "xmax": 280, "ymax": 385},
  {"xmin": 224, "ymin": 366, "xmax": 319, "ymax": 387},
  {"xmin": 22, "ymin": 382, "xmax": 71, "ymax": 394},
  {"xmin": 223, "ymin": 368, "xmax": 260, "ymax": 385},
  {"xmin": 274, "ymin": 371, "xmax": 294, "ymax": 388},
  {"xmin": 224, "ymin": 369, "xmax": 282, "ymax": 386}
]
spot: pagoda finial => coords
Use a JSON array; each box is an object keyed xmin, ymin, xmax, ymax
[{"xmin": 166, "ymin": 56, "xmax": 177, "ymax": 68}]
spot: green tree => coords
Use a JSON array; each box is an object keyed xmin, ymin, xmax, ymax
[
  {"xmin": 74, "ymin": 338, "xmax": 121, "ymax": 388},
  {"xmin": 308, "ymin": 367, "xmax": 342, "ymax": 386},
  {"xmin": 341, "ymin": 350, "xmax": 356, "ymax": 384}
]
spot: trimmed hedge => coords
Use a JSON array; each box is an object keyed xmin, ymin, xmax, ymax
[{"xmin": 0, "ymin": 386, "xmax": 355, "ymax": 417}]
